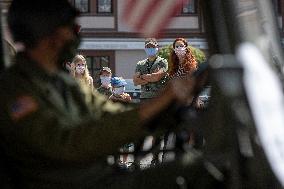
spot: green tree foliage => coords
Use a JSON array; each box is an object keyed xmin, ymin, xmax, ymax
[{"xmin": 158, "ymin": 44, "xmax": 206, "ymax": 64}]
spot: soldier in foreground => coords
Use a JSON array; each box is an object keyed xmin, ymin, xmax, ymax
[{"xmin": 0, "ymin": 0, "xmax": 222, "ymax": 188}]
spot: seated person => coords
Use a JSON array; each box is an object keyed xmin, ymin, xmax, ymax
[{"xmin": 109, "ymin": 77, "xmax": 132, "ymax": 103}]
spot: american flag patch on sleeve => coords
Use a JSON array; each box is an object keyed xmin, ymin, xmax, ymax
[{"xmin": 10, "ymin": 95, "xmax": 38, "ymax": 121}]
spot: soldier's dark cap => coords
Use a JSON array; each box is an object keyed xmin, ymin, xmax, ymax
[
  {"xmin": 145, "ymin": 38, "xmax": 158, "ymax": 47},
  {"xmin": 101, "ymin": 67, "xmax": 112, "ymax": 74}
]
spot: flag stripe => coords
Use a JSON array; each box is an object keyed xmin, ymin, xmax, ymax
[
  {"xmin": 133, "ymin": 0, "xmax": 165, "ymax": 31},
  {"xmin": 122, "ymin": 0, "xmax": 186, "ymax": 37},
  {"xmin": 142, "ymin": 0, "xmax": 184, "ymax": 37},
  {"xmin": 125, "ymin": 0, "xmax": 154, "ymax": 27},
  {"xmin": 122, "ymin": 0, "xmax": 139, "ymax": 22}
]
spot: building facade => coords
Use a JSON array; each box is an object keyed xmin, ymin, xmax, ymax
[
  {"xmin": 70, "ymin": 0, "xmax": 207, "ymax": 84},
  {"xmin": 1, "ymin": 0, "xmax": 284, "ymax": 84}
]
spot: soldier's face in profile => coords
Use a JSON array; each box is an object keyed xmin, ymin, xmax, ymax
[{"xmin": 56, "ymin": 22, "xmax": 81, "ymax": 67}]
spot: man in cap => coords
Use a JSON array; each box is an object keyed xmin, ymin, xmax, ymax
[
  {"xmin": 96, "ymin": 67, "xmax": 113, "ymax": 97},
  {"xmin": 0, "ymin": 0, "xmax": 220, "ymax": 188},
  {"xmin": 133, "ymin": 38, "xmax": 170, "ymax": 165},
  {"xmin": 133, "ymin": 38, "xmax": 169, "ymax": 102}
]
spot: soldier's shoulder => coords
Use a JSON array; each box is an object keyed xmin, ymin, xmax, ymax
[
  {"xmin": 59, "ymin": 71, "xmax": 78, "ymax": 86},
  {"xmin": 157, "ymin": 56, "xmax": 168, "ymax": 63},
  {"xmin": 137, "ymin": 58, "xmax": 147, "ymax": 66},
  {"xmin": 0, "ymin": 66, "xmax": 39, "ymax": 120}
]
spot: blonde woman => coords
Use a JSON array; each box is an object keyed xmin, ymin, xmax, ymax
[{"xmin": 71, "ymin": 54, "xmax": 94, "ymax": 91}]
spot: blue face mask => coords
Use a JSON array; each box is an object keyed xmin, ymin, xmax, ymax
[{"xmin": 145, "ymin": 48, "xmax": 158, "ymax": 57}]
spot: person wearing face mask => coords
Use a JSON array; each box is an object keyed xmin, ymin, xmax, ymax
[
  {"xmin": 96, "ymin": 67, "xmax": 113, "ymax": 97},
  {"xmin": 71, "ymin": 54, "xmax": 94, "ymax": 91},
  {"xmin": 109, "ymin": 77, "xmax": 132, "ymax": 103},
  {"xmin": 166, "ymin": 38, "xmax": 203, "ymax": 151},
  {"xmin": 133, "ymin": 38, "xmax": 169, "ymax": 103},
  {"xmin": 169, "ymin": 38, "xmax": 198, "ymax": 79},
  {"xmin": 133, "ymin": 38, "xmax": 169, "ymax": 166},
  {"xmin": 169, "ymin": 38, "xmax": 205, "ymax": 110}
]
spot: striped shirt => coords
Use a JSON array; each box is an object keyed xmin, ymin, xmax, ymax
[{"xmin": 171, "ymin": 64, "xmax": 193, "ymax": 79}]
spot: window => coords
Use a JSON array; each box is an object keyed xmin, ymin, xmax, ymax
[
  {"xmin": 181, "ymin": 0, "xmax": 196, "ymax": 14},
  {"xmin": 86, "ymin": 55, "xmax": 111, "ymax": 87},
  {"xmin": 97, "ymin": 0, "xmax": 112, "ymax": 14},
  {"xmin": 70, "ymin": 0, "xmax": 113, "ymax": 15},
  {"xmin": 74, "ymin": 0, "xmax": 89, "ymax": 13}
]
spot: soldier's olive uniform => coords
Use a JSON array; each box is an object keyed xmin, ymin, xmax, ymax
[
  {"xmin": 0, "ymin": 53, "xmax": 148, "ymax": 188},
  {"xmin": 135, "ymin": 56, "xmax": 169, "ymax": 99},
  {"xmin": 96, "ymin": 85, "xmax": 112, "ymax": 97}
]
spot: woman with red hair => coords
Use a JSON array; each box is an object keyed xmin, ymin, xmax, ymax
[
  {"xmin": 166, "ymin": 38, "xmax": 204, "ymax": 150},
  {"xmin": 168, "ymin": 38, "xmax": 198, "ymax": 78}
]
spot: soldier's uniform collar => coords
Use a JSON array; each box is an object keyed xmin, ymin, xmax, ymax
[{"xmin": 147, "ymin": 56, "xmax": 158, "ymax": 63}]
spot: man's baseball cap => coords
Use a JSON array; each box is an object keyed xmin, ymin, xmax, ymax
[
  {"xmin": 145, "ymin": 38, "xmax": 158, "ymax": 47},
  {"xmin": 111, "ymin": 77, "xmax": 127, "ymax": 87},
  {"xmin": 101, "ymin": 67, "xmax": 112, "ymax": 74}
]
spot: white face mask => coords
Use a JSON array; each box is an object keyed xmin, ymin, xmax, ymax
[
  {"xmin": 174, "ymin": 47, "xmax": 187, "ymax": 58},
  {"xmin": 100, "ymin": 76, "xmax": 111, "ymax": 86},
  {"xmin": 75, "ymin": 65, "xmax": 85, "ymax": 74},
  {"xmin": 113, "ymin": 87, "xmax": 125, "ymax": 95}
]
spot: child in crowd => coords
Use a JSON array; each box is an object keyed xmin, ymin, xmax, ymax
[{"xmin": 109, "ymin": 77, "xmax": 132, "ymax": 103}]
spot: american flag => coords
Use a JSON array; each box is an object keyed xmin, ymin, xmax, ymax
[{"xmin": 122, "ymin": 0, "xmax": 188, "ymax": 37}]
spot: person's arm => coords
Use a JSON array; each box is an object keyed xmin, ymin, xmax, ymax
[
  {"xmin": 88, "ymin": 76, "xmax": 94, "ymax": 91},
  {"xmin": 123, "ymin": 93, "xmax": 132, "ymax": 102},
  {"xmin": 133, "ymin": 72, "xmax": 148, "ymax": 86},
  {"xmin": 140, "ymin": 69, "xmax": 167, "ymax": 82},
  {"xmin": 140, "ymin": 58, "xmax": 168, "ymax": 83}
]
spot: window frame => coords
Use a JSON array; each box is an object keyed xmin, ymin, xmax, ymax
[
  {"xmin": 80, "ymin": 51, "xmax": 115, "ymax": 87},
  {"xmin": 180, "ymin": 0, "xmax": 198, "ymax": 15},
  {"xmin": 96, "ymin": 0, "xmax": 113, "ymax": 15},
  {"xmin": 73, "ymin": 0, "xmax": 91, "ymax": 14},
  {"xmin": 69, "ymin": 0, "xmax": 114, "ymax": 16}
]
